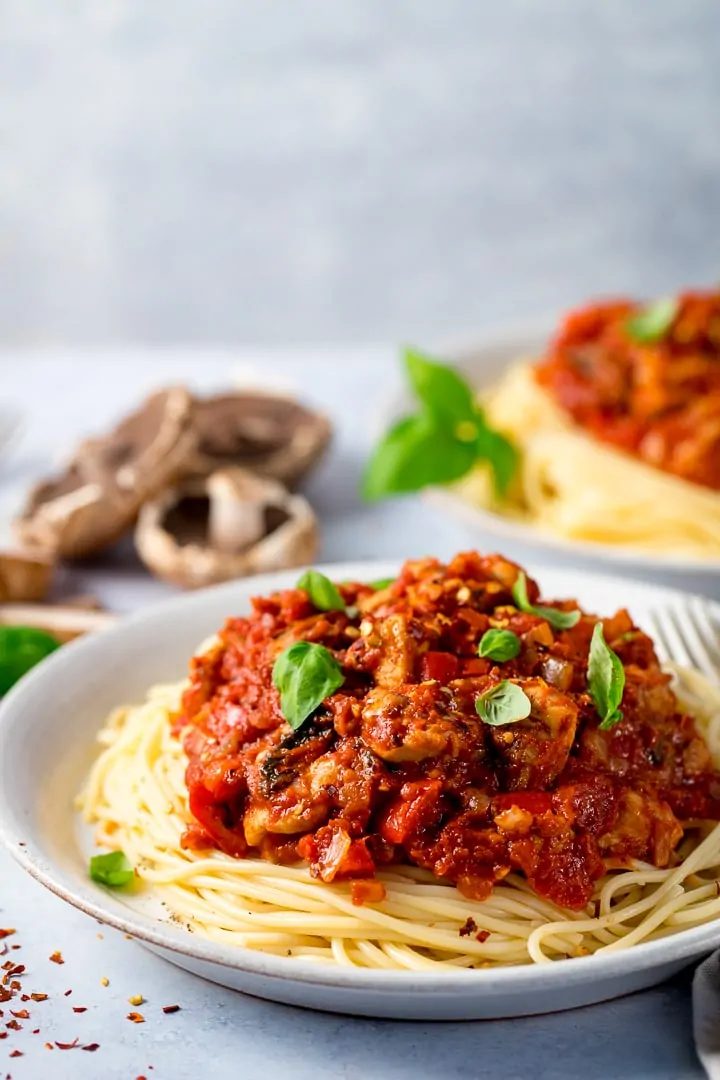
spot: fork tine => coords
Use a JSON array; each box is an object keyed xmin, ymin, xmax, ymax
[
  {"xmin": 663, "ymin": 603, "xmax": 719, "ymax": 683},
  {"xmin": 643, "ymin": 607, "xmax": 693, "ymax": 669},
  {"xmin": 687, "ymin": 598, "xmax": 720, "ymax": 666},
  {"xmin": 642, "ymin": 610, "xmax": 674, "ymax": 666}
]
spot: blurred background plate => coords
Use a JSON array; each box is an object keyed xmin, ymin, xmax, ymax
[{"xmin": 386, "ymin": 329, "xmax": 720, "ymax": 589}]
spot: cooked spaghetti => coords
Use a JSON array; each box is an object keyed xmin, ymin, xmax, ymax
[
  {"xmin": 457, "ymin": 289, "xmax": 720, "ymax": 558},
  {"xmin": 79, "ymin": 554, "xmax": 720, "ymax": 968}
]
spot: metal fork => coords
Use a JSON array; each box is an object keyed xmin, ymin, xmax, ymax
[{"xmin": 644, "ymin": 597, "xmax": 720, "ymax": 684}]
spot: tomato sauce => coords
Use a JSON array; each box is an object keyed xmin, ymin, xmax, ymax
[
  {"xmin": 535, "ymin": 289, "xmax": 720, "ymax": 489},
  {"xmin": 177, "ymin": 553, "xmax": 720, "ymax": 910}
]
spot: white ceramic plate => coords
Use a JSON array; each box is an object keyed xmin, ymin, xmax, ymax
[
  {"xmin": 392, "ymin": 332, "xmax": 720, "ymax": 577},
  {"xmin": 1, "ymin": 561, "xmax": 720, "ymax": 1021}
]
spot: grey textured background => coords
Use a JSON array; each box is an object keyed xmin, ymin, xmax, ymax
[{"xmin": 1, "ymin": 1, "xmax": 719, "ymax": 343}]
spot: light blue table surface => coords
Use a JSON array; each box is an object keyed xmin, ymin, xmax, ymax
[{"xmin": 0, "ymin": 353, "xmax": 712, "ymax": 1078}]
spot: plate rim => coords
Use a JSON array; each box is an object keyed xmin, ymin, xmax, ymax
[{"xmin": 1, "ymin": 559, "xmax": 720, "ymax": 994}]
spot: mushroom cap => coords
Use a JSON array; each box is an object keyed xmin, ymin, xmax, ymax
[
  {"xmin": 14, "ymin": 388, "xmax": 197, "ymax": 560},
  {"xmin": 188, "ymin": 393, "xmax": 332, "ymax": 487},
  {"xmin": 0, "ymin": 548, "xmax": 55, "ymax": 603},
  {"xmin": 135, "ymin": 467, "xmax": 319, "ymax": 589}
]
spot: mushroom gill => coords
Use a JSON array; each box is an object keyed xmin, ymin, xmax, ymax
[
  {"xmin": 188, "ymin": 393, "xmax": 332, "ymax": 487},
  {"xmin": 134, "ymin": 467, "xmax": 319, "ymax": 588}
]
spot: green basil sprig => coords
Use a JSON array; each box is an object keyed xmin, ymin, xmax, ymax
[
  {"xmin": 89, "ymin": 851, "xmax": 134, "ymax": 887},
  {"xmin": 626, "ymin": 297, "xmax": 678, "ymax": 344},
  {"xmin": 0, "ymin": 626, "xmax": 61, "ymax": 696},
  {"xmin": 478, "ymin": 628, "xmax": 520, "ymax": 662},
  {"xmin": 362, "ymin": 349, "xmax": 518, "ymax": 500},
  {"xmin": 475, "ymin": 681, "xmax": 531, "ymax": 726},
  {"xmin": 272, "ymin": 641, "xmax": 345, "ymax": 731},
  {"xmin": 587, "ymin": 622, "xmax": 625, "ymax": 730},
  {"xmin": 511, "ymin": 572, "xmax": 580, "ymax": 631},
  {"xmin": 296, "ymin": 569, "xmax": 346, "ymax": 612}
]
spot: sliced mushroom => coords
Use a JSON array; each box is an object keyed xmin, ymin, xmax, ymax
[
  {"xmin": 135, "ymin": 467, "xmax": 319, "ymax": 588},
  {"xmin": 188, "ymin": 393, "xmax": 332, "ymax": 488},
  {"xmin": 14, "ymin": 388, "xmax": 197, "ymax": 559},
  {"xmin": 0, "ymin": 548, "xmax": 55, "ymax": 603}
]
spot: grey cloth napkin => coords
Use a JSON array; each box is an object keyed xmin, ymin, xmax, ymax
[{"xmin": 694, "ymin": 951, "xmax": 720, "ymax": 1079}]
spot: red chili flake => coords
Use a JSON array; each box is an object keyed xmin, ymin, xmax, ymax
[
  {"xmin": 82, "ymin": 1043, "xmax": 100, "ymax": 1052},
  {"xmin": 49, "ymin": 951, "xmax": 64, "ymax": 965},
  {"xmin": 55, "ymin": 1038, "xmax": 79, "ymax": 1050},
  {"xmin": 19, "ymin": 997, "xmax": 28, "ymax": 1003},
  {"xmin": 0, "ymin": 934, "xmax": 14, "ymax": 942},
  {"xmin": 162, "ymin": 1004, "xmax": 180, "ymax": 1014},
  {"xmin": 0, "ymin": 1034, "xmax": 5, "ymax": 1040},
  {"xmin": 0, "ymin": 992, "xmax": 9, "ymax": 1005},
  {"xmin": 127, "ymin": 1012, "xmax": 145, "ymax": 1024},
  {"xmin": 459, "ymin": 917, "xmax": 478, "ymax": 938},
  {"xmin": 32, "ymin": 1029, "xmax": 39, "ymax": 1035},
  {"xmin": 30, "ymin": 993, "xmax": 47, "ymax": 1002},
  {"xmin": 45, "ymin": 1042, "xmax": 54, "ymax": 1050},
  {"xmin": 476, "ymin": 930, "xmax": 491, "ymax": 943},
  {"xmin": 5, "ymin": 1021, "xmax": 21, "ymax": 1031},
  {"xmin": 64, "ymin": 990, "xmax": 72, "ymax": 997},
  {"xmin": 10, "ymin": 1011, "xmax": 28, "ymax": 1020},
  {"xmin": 9, "ymin": 1050, "xmax": 22, "ymax": 1057},
  {"xmin": 72, "ymin": 1007, "xmax": 87, "ymax": 1014}
]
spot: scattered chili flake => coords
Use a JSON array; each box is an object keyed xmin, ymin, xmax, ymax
[
  {"xmin": 127, "ymin": 1012, "xmax": 145, "ymax": 1024},
  {"xmin": 459, "ymin": 917, "xmax": 478, "ymax": 938},
  {"xmin": 128, "ymin": 995, "xmax": 144, "ymax": 1006},
  {"xmin": 0, "ymin": 934, "xmax": 14, "ymax": 942},
  {"xmin": 4, "ymin": 965, "xmax": 24, "ymax": 980},
  {"xmin": 55, "ymin": 1039, "xmax": 79, "ymax": 1050},
  {"xmin": 82, "ymin": 1043, "xmax": 100, "ymax": 1052},
  {"xmin": 162, "ymin": 1004, "xmax": 180, "ymax": 1014},
  {"xmin": 5, "ymin": 1021, "xmax": 21, "ymax": 1031},
  {"xmin": 97, "ymin": 934, "xmax": 103, "ymax": 940},
  {"xmin": 0, "ymin": 992, "xmax": 9, "ymax": 1005},
  {"xmin": 30, "ymin": 993, "xmax": 47, "ymax": 1003},
  {"xmin": 32, "ymin": 1029, "xmax": 39, "ymax": 1035},
  {"xmin": 64, "ymin": 990, "xmax": 72, "ymax": 997},
  {"xmin": 19, "ymin": 997, "xmax": 28, "ymax": 1003},
  {"xmin": 0, "ymin": 1034, "xmax": 5, "ymax": 1041},
  {"xmin": 45, "ymin": 1043, "xmax": 54, "ymax": 1050},
  {"xmin": 10, "ymin": 1011, "xmax": 28, "ymax": 1020},
  {"xmin": 476, "ymin": 930, "xmax": 491, "ymax": 943},
  {"xmin": 49, "ymin": 951, "xmax": 64, "ymax": 965},
  {"xmin": 73, "ymin": 1007, "xmax": 87, "ymax": 1014},
  {"xmin": 9, "ymin": 1050, "xmax": 22, "ymax": 1058},
  {"xmin": 100, "ymin": 977, "xmax": 109, "ymax": 988}
]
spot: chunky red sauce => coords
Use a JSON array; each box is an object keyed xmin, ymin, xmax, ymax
[
  {"xmin": 177, "ymin": 553, "xmax": 720, "ymax": 910},
  {"xmin": 535, "ymin": 289, "xmax": 720, "ymax": 490}
]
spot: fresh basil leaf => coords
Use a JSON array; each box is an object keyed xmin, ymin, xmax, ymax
[
  {"xmin": 626, "ymin": 297, "xmax": 678, "ymax": 344},
  {"xmin": 369, "ymin": 577, "xmax": 395, "ymax": 591},
  {"xmin": 89, "ymin": 851, "xmax": 134, "ymax": 887},
  {"xmin": 272, "ymin": 641, "xmax": 345, "ymax": 731},
  {"xmin": 476, "ymin": 418, "xmax": 520, "ymax": 498},
  {"xmin": 362, "ymin": 413, "xmax": 478, "ymax": 500},
  {"xmin": 475, "ymin": 681, "xmax": 531, "ymax": 726},
  {"xmin": 511, "ymin": 572, "xmax": 580, "ymax": 630},
  {"xmin": 296, "ymin": 569, "xmax": 346, "ymax": 612},
  {"xmin": 404, "ymin": 348, "xmax": 477, "ymax": 426},
  {"xmin": 0, "ymin": 626, "xmax": 61, "ymax": 696},
  {"xmin": 478, "ymin": 628, "xmax": 521, "ymax": 662},
  {"xmin": 587, "ymin": 621, "xmax": 625, "ymax": 730}
]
